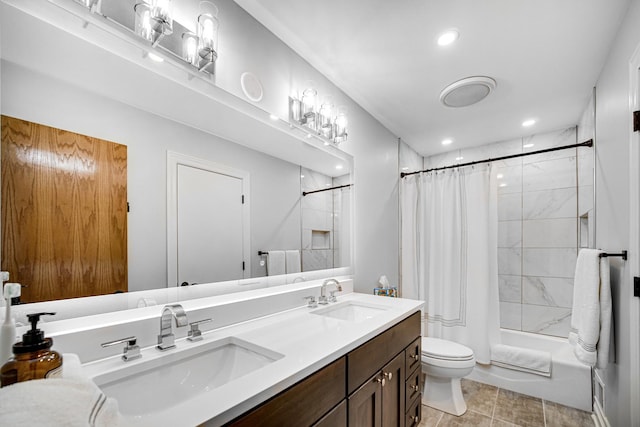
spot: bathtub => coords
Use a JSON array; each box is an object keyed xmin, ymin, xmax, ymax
[{"xmin": 466, "ymin": 329, "xmax": 592, "ymax": 411}]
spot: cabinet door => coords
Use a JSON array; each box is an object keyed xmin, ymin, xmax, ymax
[
  {"xmin": 381, "ymin": 352, "xmax": 406, "ymax": 427},
  {"xmin": 314, "ymin": 400, "xmax": 347, "ymax": 427},
  {"xmin": 348, "ymin": 375, "xmax": 382, "ymax": 427}
]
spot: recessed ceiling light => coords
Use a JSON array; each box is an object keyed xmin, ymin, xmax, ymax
[
  {"xmin": 496, "ymin": 173, "xmax": 504, "ymax": 179},
  {"xmin": 522, "ymin": 119, "xmax": 536, "ymax": 127},
  {"xmin": 440, "ymin": 76, "xmax": 497, "ymax": 108},
  {"xmin": 499, "ymin": 183, "xmax": 507, "ymax": 188},
  {"xmin": 437, "ymin": 29, "xmax": 459, "ymax": 46},
  {"xmin": 455, "ymin": 156, "xmax": 464, "ymax": 161},
  {"xmin": 401, "ymin": 166, "xmax": 409, "ymax": 171},
  {"xmin": 336, "ymin": 164, "xmax": 343, "ymax": 170},
  {"xmin": 300, "ymin": 174, "xmax": 305, "ymax": 178},
  {"xmin": 523, "ymin": 143, "xmax": 534, "ymax": 148},
  {"xmin": 442, "ymin": 138, "xmax": 453, "ymax": 146},
  {"xmin": 148, "ymin": 52, "xmax": 164, "ymax": 62}
]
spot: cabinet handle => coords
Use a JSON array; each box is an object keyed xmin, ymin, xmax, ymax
[
  {"xmin": 383, "ymin": 371, "xmax": 393, "ymax": 381},
  {"xmin": 410, "ymin": 415, "xmax": 419, "ymax": 423},
  {"xmin": 411, "ymin": 384, "xmax": 420, "ymax": 392},
  {"xmin": 376, "ymin": 376, "xmax": 386, "ymax": 387},
  {"xmin": 410, "ymin": 353, "xmax": 420, "ymax": 361}
]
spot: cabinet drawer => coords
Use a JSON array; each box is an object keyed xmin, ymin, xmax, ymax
[
  {"xmin": 405, "ymin": 367, "xmax": 422, "ymax": 409},
  {"xmin": 348, "ymin": 311, "xmax": 420, "ymax": 394},
  {"xmin": 313, "ymin": 400, "xmax": 347, "ymax": 427},
  {"xmin": 405, "ymin": 337, "xmax": 421, "ymax": 379},
  {"xmin": 405, "ymin": 395, "xmax": 422, "ymax": 427},
  {"xmin": 227, "ymin": 357, "xmax": 346, "ymax": 427}
]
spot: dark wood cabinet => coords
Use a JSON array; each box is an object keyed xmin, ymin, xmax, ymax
[{"xmin": 226, "ymin": 311, "xmax": 422, "ymax": 427}]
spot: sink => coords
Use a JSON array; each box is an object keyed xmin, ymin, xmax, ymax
[
  {"xmin": 310, "ymin": 300, "xmax": 388, "ymax": 322},
  {"xmin": 91, "ymin": 337, "xmax": 283, "ymax": 417}
]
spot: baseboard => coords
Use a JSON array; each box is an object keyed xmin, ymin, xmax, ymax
[{"xmin": 592, "ymin": 399, "xmax": 610, "ymax": 427}]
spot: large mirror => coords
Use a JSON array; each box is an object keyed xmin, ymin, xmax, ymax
[{"xmin": 0, "ymin": 0, "xmax": 353, "ymax": 312}]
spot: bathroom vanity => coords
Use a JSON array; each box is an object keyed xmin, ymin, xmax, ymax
[{"xmin": 75, "ymin": 285, "xmax": 423, "ymax": 426}]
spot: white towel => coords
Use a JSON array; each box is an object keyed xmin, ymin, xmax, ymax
[
  {"xmin": 0, "ymin": 377, "xmax": 124, "ymax": 426},
  {"xmin": 266, "ymin": 250, "xmax": 286, "ymax": 276},
  {"xmin": 569, "ymin": 249, "xmax": 612, "ymax": 368},
  {"xmin": 491, "ymin": 344, "xmax": 551, "ymax": 377},
  {"xmin": 285, "ymin": 250, "xmax": 301, "ymax": 274}
]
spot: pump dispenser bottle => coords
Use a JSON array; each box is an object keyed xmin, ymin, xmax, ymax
[{"xmin": 0, "ymin": 312, "xmax": 63, "ymax": 387}]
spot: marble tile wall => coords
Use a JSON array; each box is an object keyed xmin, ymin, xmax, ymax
[
  {"xmin": 423, "ymin": 126, "xmax": 592, "ymax": 338},
  {"xmin": 301, "ymin": 168, "xmax": 335, "ymax": 271}
]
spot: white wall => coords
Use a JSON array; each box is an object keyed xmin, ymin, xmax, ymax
[{"xmin": 592, "ymin": 0, "xmax": 640, "ymax": 424}]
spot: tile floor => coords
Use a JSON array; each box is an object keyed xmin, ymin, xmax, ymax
[{"xmin": 418, "ymin": 379, "xmax": 594, "ymax": 427}]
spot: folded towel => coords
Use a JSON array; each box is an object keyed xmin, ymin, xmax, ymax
[
  {"xmin": 491, "ymin": 344, "xmax": 551, "ymax": 377},
  {"xmin": 0, "ymin": 377, "xmax": 124, "ymax": 426},
  {"xmin": 285, "ymin": 250, "xmax": 301, "ymax": 274},
  {"xmin": 266, "ymin": 251, "xmax": 286, "ymax": 276},
  {"xmin": 569, "ymin": 249, "xmax": 612, "ymax": 368}
]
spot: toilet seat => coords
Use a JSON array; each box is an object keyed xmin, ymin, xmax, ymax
[{"xmin": 421, "ymin": 337, "xmax": 475, "ymax": 368}]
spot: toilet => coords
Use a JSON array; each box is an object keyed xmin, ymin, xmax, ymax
[{"xmin": 421, "ymin": 337, "xmax": 475, "ymax": 416}]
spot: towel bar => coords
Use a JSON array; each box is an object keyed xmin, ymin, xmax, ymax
[{"xmin": 599, "ymin": 250, "xmax": 627, "ymax": 260}]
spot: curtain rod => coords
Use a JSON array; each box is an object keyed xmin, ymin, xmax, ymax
[
  {"xmin": 401, "ymin": 139, "xmax": 593, "ymax": 178},
  {"xmin": 302, "ymin": 183, "xmax": 352, "ymax": 196}
]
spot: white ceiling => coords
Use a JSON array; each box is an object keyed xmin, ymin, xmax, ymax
[{"xmin": 235, "ymin": 0, "xmax": 630, "ymax": 157}]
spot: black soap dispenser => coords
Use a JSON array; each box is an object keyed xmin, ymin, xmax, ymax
[{"xmin": 0, "ymin": 312, "xmax": 63, "ymax": 387}]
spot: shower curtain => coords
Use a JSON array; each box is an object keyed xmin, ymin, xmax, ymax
[{"xmin": 401, "ymin": 165, "xmax": 500, "ymax": 363}]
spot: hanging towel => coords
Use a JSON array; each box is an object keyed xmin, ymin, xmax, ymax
[
  {"xmin": 266, "ymin": 250, "xmax": 286, "ymax": 276},
  {"xmin": 569, "ymin": 249, "xmax": 612, "ymax": 368},
  {"xmin": 285, "ymin": 250, "xmax": 301, "ymax": 274},
  {"xmin": 491, "ymin": 344, "xmax": 551, "ymax": 377}
]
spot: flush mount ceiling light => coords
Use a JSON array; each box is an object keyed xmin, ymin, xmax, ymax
[{"xmin": 439, "ymin": 76, "xmax": 497, "ymax": 108}]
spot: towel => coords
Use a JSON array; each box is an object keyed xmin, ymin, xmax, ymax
[
  {"xmin": 266, "ymin": 250, "xmax": 286, "ymax": 276},
  {"xmin": 285, "ymin": 250, "xmax": 301, "ymax": 274},
  {"xmin": 0, "ymin": 377, "xmax": 124, "ymax": 426},
  {"xmin": 491, "ymin": 344, "xmax": 551, "ymax": 377},
  {"xmin": 569, "ymin": 249, "xmax": 612, "ymax": 368}
]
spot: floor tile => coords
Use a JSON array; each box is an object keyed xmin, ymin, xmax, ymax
[
  {"xmin": 493, "ymin": 389, "xmax": 545, "ymax": 427},
  {"xmin": 544, "ymin": 400, "xmax": 594, "ymax": 426},
  {"xmin": 491, "ymin": 419, "xmax": 518, "ymax": 426},
  {"xmin": 418, "ymin": 405, "xmax": 444, "ymax": 427},
  {"xmin": 461, "ymin": 378, "xmax": 499, "ymax": 417},
  {"xmin": 438, "ymin": 409, "xmax": 492, "ymax": 427}
]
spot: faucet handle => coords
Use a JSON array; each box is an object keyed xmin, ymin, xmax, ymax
[
  {"xmin": 187, "ymin": 318, "xmax": 213, "ymax": 342},
  {"xmin": 329, "ymin": 290, "xmax": 339, "ymax": 303},
  {"xmin": 101, "ymin": 336, "xmax": 141, "ymax": 362},
  {"xmin": 304, "ymin": 296, "xmax": 318, "ymax": 308}
]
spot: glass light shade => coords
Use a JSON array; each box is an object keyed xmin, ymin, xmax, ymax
[
  {"xmin": 134, "ymin": 3, "xmax": 154, "ymax": 42},
  {"xmin": 319, "ymin": 98, "xmax": 334, "ymax": 138},
  {"xmin": 334, "ymin": 106, "xmax": 348, "ymax": 143},
  {"xmin": 76, "ymin": 0, "xmax": 99, "ymax": 9},
  {"xmin": 197, "ymin": 13, "xmax": 219, "ymax": 54},
  {"xmin": 151, "ymin": 0, "xmax": 173, "ymax": 33},
  {"xmin": 182, "ymin": 32, "xmax": 199, "ymax": 66},
  {"xmin": 301, "ymin": 87, "xmax": 317, "ymax": 116}
]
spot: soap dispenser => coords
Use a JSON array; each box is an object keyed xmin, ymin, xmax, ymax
[{"xmin": 0, "ymin": 312, "xmax": 63, "ymax": 387}]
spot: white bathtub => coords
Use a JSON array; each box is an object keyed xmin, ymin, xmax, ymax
[{"xmin": 466, "ymin": 329, "xmax": 592, "ymax": 411}]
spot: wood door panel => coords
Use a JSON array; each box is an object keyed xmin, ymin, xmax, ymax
[{"xmin": 1, "ymin": 116, "xmax": 127, "ymax": 302}]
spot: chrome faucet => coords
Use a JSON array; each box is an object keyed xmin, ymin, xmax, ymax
[
  {"xmin": 157, "ymin": 304, "xmax": 188, "ymax": 351},
  {"xmin": 319, "ymin": 278, "xmax": 342, "ymax": 305}
]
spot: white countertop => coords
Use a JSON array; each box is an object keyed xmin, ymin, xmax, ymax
[{"xmin": 81, "ymin": 292, "xmax": 423, "ymax": 426}]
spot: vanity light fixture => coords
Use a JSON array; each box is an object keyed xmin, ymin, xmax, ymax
[
  {"xmin": 195, "ymin": 2, "xmax": 219, "ymax": 73},
  {"xmin": 289, "ymin": 89, "xmax": 348, "ymax": 145},
  {"xmin": 75, "ymin": 0, "xmax": 100, "ymax": 11}
]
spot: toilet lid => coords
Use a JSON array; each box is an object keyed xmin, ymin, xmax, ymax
[{"xmin": 422, "ymin": 337, "xmax": 474, "ymax": 361}]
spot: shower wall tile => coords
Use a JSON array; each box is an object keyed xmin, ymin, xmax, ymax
[
  {"xmin": 578, "ymin": 185, "xmax": 594, "ymax": 217},
  {"xmin": 522, "ymin": 127, "xmax": 577, "ymax": 164},
  {"xmin": 496, "ymin": 165, "xmax": 522, "ymax": 194},
  {"xmin": 424, "ymin": 150, "xmax": 463, "ymax": 169},
  {"xmin": 499, "ymin": 275, "xmax": 521, "ymax": 303},
  {"xmin": 522, "ymin": 218, "xmax": 577, "ymax": 248},
  {"xmin": 522, "ymin": 304, "xmax": 572, "ymax": 337},
  {"xmin": 522, "ymin": 188, "xmax": 577, "ymax": 220},
  {"xmin": 301, "ymin": 208, "xmax": 332, "ymax": 231},
  {"xmin": 522, "ymin": 276, "xmax": 574, "ymax": 308},
  {"xmin": 500, "ymin": 302, "xmax": 522, "ymax": 330},
  {"xmin": 522, "ymin": 248, "xmax": 577, "ymax": 278},
  {"xmin": 489, "ymin": 138, "xmax": 523, "ymax": 167},
  {"xmin": 498, "ymin": 193, "xmax": 523, "ymax": 220},
  {"xmin": 498, "ymin": 220, "xmax": 522, "ymax": 248},
  {"xmin": 302, "ymin": 249, "xmax": 332, "ymax": 271},
  {"xmin": 522, "ymin": 157, "xmax": 577, "ymax": 192},
  {"xmin": 577, "ymin": 150, "xmax": 594, "ymax": 187},
  {"xmin": 498, "ymin": 248, "xmax": 522, "ymax": 275}
]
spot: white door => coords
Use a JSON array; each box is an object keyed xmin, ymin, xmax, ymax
[{"xmin": 177, "ymin": 164, "xmax": 244, "ymax": 284}]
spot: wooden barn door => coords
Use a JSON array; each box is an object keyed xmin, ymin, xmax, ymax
[{"xmin": 1, "ymin": 115, "xmax": 127, "ymax": 303}]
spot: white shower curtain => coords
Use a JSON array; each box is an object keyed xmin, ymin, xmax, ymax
[{"xmin": 401, "ymin": 165, "xmax": 500, "ymax": 363}]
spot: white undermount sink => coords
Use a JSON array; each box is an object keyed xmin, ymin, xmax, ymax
[
  {"xmin": 310, "ymin": 300, "xmax": 388, "ymax": 322},
  {"xmin": 91, "ymin": 337, "xmax": 283, "ymax": 417}
]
